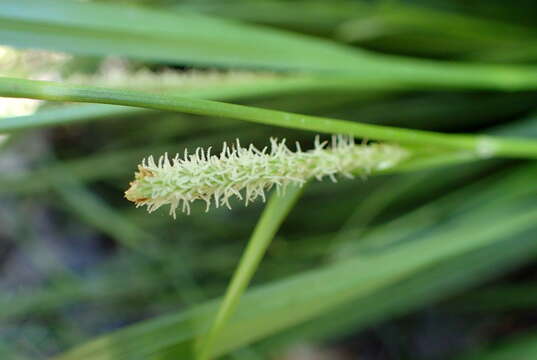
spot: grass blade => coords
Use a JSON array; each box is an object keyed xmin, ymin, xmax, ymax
[
  {"xmin": 3, "ymin": 77, "xmax": 537, "ymax": 158},
  {"xmin": 54, "ymin": 179, "xmax": 537, "ymax": 360},
  {"xmin": 198, "ymin": 185, "xmax": 303, "ymax": 360},
  {"xmin": 3, "ymin": 0, "xmax": 537, "ymax": 89}
]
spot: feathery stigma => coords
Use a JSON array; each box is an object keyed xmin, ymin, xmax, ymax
[{"xmin": 125, "ymin": 136, "xmax": 408, "ymax": 217}]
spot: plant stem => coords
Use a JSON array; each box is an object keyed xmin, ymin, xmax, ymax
[
  {"xmin": 2, "ymin": 77, "xmax": 537, "ymax": 158},
  {"xmin": 197, "ymin": 185, "xmax": 303, "ymax": 360}
]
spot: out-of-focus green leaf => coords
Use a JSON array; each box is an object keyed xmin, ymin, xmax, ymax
[
  {"xmin": 55, "ymin": 168, "xmax": 537, "ymax": 359},
  {"xmin": 4, "ymin": 0, "xmax": 537, "ymax": 89},
  {"xmin": 51, "ymin": 165, "xmax": 157, "ymax": 254},
  {"xmin": 180, "ymin": 0, "xmax": 537, "ymax": 60},
  {"xmin": 456, "ymin": 333, "xmax": 537, "ymax": 360},
  {"xmin": 0, "ymin": 0, "xmax": 363, "ymax": 72},
  {"xmin": 450, "ymin": 284, "xmax": 537, "ymax": 312}
]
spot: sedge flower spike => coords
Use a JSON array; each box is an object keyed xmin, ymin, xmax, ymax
[{"xmin": 125, "ymin": 136, "xmax": 408, "ymax": 217}]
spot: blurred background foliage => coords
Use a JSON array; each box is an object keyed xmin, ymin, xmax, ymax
[{"xmin": 3, "ymin": 0, "xmax": 537, "ymax": 359}]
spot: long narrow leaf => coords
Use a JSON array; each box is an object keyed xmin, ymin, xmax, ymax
[
  {"xmin": 3, "ymin": 0, "xmax": 537, "ymax": 89},
  {"xmin": 2, "ymin": 77, "xmax": 537, "ymax": 158},
  {"xmin": 55, "ymin": 189, "xmax": 537, "ymax": 360}
]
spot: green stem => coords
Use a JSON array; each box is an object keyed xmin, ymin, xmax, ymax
[
  {"xmin": 197, "ymin": 185, "xmax": 303, "ymax": 360},
  {"xmin": 2, "ymin": 77, "xmax": 537, "ymax": 158}
]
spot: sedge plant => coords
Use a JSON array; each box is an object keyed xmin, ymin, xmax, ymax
[{"xmin": 3, "ymin": 1, "xmax": 537, "ymax": 360}]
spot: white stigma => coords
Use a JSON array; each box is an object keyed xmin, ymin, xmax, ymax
[{"xmin": 125, "ymin": 136, "xmax": 408, "ymax": 217}]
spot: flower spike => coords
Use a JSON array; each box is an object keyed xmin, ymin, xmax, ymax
[{"xmin": 125, "ymin": 136, "xmax": 408, "ymax": 217}]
